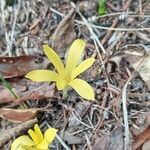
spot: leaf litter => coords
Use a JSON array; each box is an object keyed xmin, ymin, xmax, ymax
[{"xmin": 0, "ymin": 0, "xmax": 150, "ymax": 149}]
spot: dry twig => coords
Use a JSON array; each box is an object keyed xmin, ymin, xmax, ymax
[{"xmin": 122, "ymin": 47, "xmax": 148, "ymax": 150}]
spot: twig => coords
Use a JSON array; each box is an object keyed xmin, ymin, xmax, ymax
[
  {"xmin": 94, "ymin": 12, "xmax": 150, "ymax": 19},
  {"xmin": 123, "ymin": 0, "xmax": 133, "ymax": 10},
  {"xmin": 0, "ymin": 0, "xmax": 21, "ymax": 56},
  {"xmin": 71, "ymin": 2, "xmax": 106, "ymax": 54},
  {"xmin": 106, "ymin": 32, "xmax": 125, "ymax": 52},
  {"xmin": 0, "ymin": 0, "xmax": 10, "ymax": 56},
  {"xmin": 9, "ymin": 0, "xmax": 21, "ymax": 52},
  {"xmin": 71, "ymin": 111, "xmax": 93, "ymax": 129},
  {"xmin": 101, "ymin": 18, "xmax": 119, "ymax": 45},
  {"xmin": 122, "ymin": 47, "xmax": 148, "ymax": 150},
  {"xmin": 139, "ymin": 0, "xmax": 142, "ymax": 16},
  {"xmin": 90, "ymin": 24, "xmax": 150, "ymax": 31},
  {"xmin": 93, "ymin": 33, "xmax": 113, "ymax": 99},
  {"xmin": 84, "ymin": 133, "xmax": 92, "ymax": 150},
  {"xmin": 49, "ymin": 7, "xmax": 150, "ymax": 32}
]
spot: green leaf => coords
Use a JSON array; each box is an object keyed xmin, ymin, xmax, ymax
[
  {"xmin": 0, "ymin": 73, "xmax": 18, "ymax": 99},
  {"xmin": 98, "ymin": 0, "xmax": 107, "ymax": 15}
]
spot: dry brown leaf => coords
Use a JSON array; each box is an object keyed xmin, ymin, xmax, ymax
[
  {"xmin": 92, "ymin": 126, "xmax": 124, "ymax": 150},
  {"xmin": 0, "ymin": 118, "xmax": 37, "ymax": 148},
  {"xmin": 0, "ymin": 84, "xmax": 26, "ymax": 104},
  {"xmin": 0, "ymin": 56, "xmax": 49, "ymax": 78},
  {"xmin": 15, "ymin": 83, "xmax": 55, "ymax": 104},
  {"xmin": 0, "ymin": 87, "xmax": 16, "ymax": 104},
  {"xmin": 132, "ymin": 55, "xmax": 150, "ymax": 89},
  {"xmin": 142, "ymin": 140, "xmax": 150, "ymax": 150},
  {"xmin": 50, "ymin": 8, "xmax": 76, "ymax": 55},
  {"xmin": 133, "ymin": 126, "xmax": 150, "ymax": 150},
  {"xmin": 110, "ymin": 46, "xmax": 150, "ymax": 89},
  {"xmin": 0, "ymin": 108, "xmax": 37, "ymax": 123},
  {"xmin": 123, "ymin": 46, "xmax": 150, "ymax": 89},
  {"xmin": 0, "ymin": 79, "xmax": 55, "ymax": 104}
]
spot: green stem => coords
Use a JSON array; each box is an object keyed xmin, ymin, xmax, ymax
[
  {"xmin": 0, "ymin": 73, "xmax": 26, "ymax": 108},
  {"xmin": 62, "ymin": 87, "xmax": 69, "ymax": 99},
  {"xmin": 0, "ymin": 73, "xmax": 18, "ymax": 99}
]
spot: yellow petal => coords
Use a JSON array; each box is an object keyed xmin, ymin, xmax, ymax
[
  {"xmin": 56, "ymin": 77, "xmax": 67, "ymax": 90},
  {"xmin": 43, "ymin": 45, "xmax": 65, "ymax": 75},
  {"xmin": 44, "ymin": 128, "xmax": 58, "ymax": 144},
  {"xmin": 25, "ymin": 70, "xmax": 59, "ymax": 82},
  {"xmin": 68, "ymin": 79, "xmax": 95, "ymax": 100},
  {"xmin": 11, "ymin": 135, "xmax": 34, "ymax": 150},
  {"xmin": 22, "ymin": 145, "xmax": 36, "ymax": 150},
  {"xmin": 28, "ymin": 129, "xmax": 40, "ymax": 145},
  {"xmin": 34, "ymin": 124, "xmax": 43, "ymax": 141},
  {"xmin": 37, "ymin": 140, "xmax": 48, "ymax": 150},
  {"xmin": 71, "ymin": 58, "xmax": 95, "ymax": 80},
  {"xmin": 65, "ymin": 39, "xmax": 86, "ymax": 77}
]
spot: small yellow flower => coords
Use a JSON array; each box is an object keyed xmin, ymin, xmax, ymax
[
  {"xmin": 11, "ymin": 124, "xmax": 58, "ymax": 150},
  {"xmin": 26, "ymin": 39, "xmax": 95, "ymax": 100}
]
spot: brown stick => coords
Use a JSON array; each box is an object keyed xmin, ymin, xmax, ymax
[{"xmin": 101, "ymin": 18, "xmax": 119, "ymax": 45}]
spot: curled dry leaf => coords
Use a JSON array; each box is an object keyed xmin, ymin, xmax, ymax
[
  {"xmin": 0, "ymin": 108, "xmax": 37, "ymax": 123},
  {"xmin": 0, "ymin": 56, "xmax": 49, "ymax": 78},
  {"xmin": 50, "ymin": 8, "xmax": 76, "ymax": 55}
]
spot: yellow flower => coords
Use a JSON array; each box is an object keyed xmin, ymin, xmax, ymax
[
  {"xmin": 11, "ymin": 124, "xmax": 58, "ymax": 150},
  {"xmin": 26, "ymin": 39, "xmax": 95, "ymax": 100}
]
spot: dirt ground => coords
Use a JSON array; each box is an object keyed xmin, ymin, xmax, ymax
[{"xmin": 0, "ymin": 0, "xmax": 150, "ymax": 150}]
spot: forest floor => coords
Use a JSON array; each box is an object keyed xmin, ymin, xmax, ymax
[{"xmin": 0, "ymin": 0, "xmax": 150, "ymax": 150}]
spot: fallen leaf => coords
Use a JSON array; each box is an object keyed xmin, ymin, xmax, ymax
[
  {"xmin": 0, "ymin": 118, "xmax": 37, "ymax": 148},
  {"xmin": 0, "ymin": 79, "xmax": 55, "ymax": 104},
  {"xmin": 123, "ymin": 46, "xmax": 150, "ymax": 89},
  {"xmin": 0, "ymin": 86, "xmax": 16, "ymax": 104},
  {"xmin": 0, "ymin": 108, "xmax": 37, "ymax": 123},
  {"xmin": 50, "ymin": 8, "xmax": 76, "ymax": 55},
  {"xmin": 92, "ymin": 126, "xmax": 124, "ymax": 150},
  {"xmin": 15, "ymin": 83, "xmax": 55, "ymax": 104},
  {"xmin": 0, "ymin": 83, "xmax": 26, "ymax": 104},
  {"xmin": 142, "ymin": 140, "xmax": 150, "ymax": 150},
  {"xmin": 132, "ymin": 126, "xmax": 150, "ymax": 150},
  {"xmin": 132, "ymin": 55, "xmax": 150, "ymax": 89},
  {"xmin": 60, "ymin": 130, "xmax": 83, "ymax": 145},
  {"xmin": 0, "ymin": 56, "xmax": 49, "ymax": 78},
  {"xmin": 110, "ymin": 46, "xmax": 150, "ymax": 89}
]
